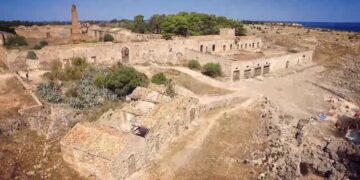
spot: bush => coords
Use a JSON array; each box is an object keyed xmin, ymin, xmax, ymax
[
  {"xmin": 33, "ymin": 41, "xmax": 48, "ymax": 50},
  {"xmin": 33, "ymin": 45, "xmax": 42, "ymax": 50},
  {"xmin": 63, "ymin": 57, "xmax": 90, "ymax": 81},
  {"xmin": 37, "ymin": 82, "xmax": 63, "ymax": 103},
  {"xmin": 188, "ymin": 60, "xmax": 201, "ymax": 70},
  {"xmin": 202, "ymin": 63, "xmax": 222, "ymax": 78},
  {"xmin": 151, "ymin": 73, "xmax": 168, "ymax": 85},
  {"xmin": 165, "ymin": 81, "xmax": 176, "ymax": 97},
  {"xmin": 43, "ymin": 60, "xmax": 63, "ymax": 81},
  {"xmin": 40, "ymin": 40, "xmax": 48, "ymax": 47},
  {"xmin": 68, "ymin": 71, "xmax": 117, "ymax": 110},
  {"xmin": 162, "ymin": 33, "xmax": 173, "ymax": 40},
  {"xmin": 105, "ymin": 66, "xmax": 148, "ymax": 97},
  {"xmin": 26, "ymin": 51, "xmax": 37, "ymax": 60},
  {"xmin": 4, "ymin": 35, "xmax": 28, "ymax": 48},
  {"xmin": 103, "ymin": 34, "xmax": 114, "ymax": 42}
]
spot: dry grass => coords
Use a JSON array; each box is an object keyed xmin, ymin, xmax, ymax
[
  {"xmin": 0, "ymin": 76, "xmax": 36, "ymax": 120},
  {"xmin": 164, "ymin": 69, "xmax": 232, "ymax": 95},
  {"xmin": 173, "ymin": 109, "xmax": 265, "ymax": 179}
]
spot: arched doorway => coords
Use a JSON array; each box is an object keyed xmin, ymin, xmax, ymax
[{"xmin": 121, "ymin": 47, "xmax": 130, "ymax": 63}]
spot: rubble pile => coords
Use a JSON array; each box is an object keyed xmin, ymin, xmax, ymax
[
  {"xmin": 325, "ymin": 55, "xmax": 360, "ymax": 103},
  {"xmin": 255, "ymin": 97, "xmax": 360, "ymax": 180}
]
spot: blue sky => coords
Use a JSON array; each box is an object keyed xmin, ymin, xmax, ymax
[{"xmin": 1, "ymin": 0, "xmax": 360, "ymax": 22}]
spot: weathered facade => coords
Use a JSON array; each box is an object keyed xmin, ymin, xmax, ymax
[{"xmin": 61, "ymin": 86, "xmax": 200, "ymax": 179}]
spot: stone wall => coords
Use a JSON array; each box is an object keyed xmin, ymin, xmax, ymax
[
  {"xmin": 230, "ymin": 50, "xmax": 314, "ymax": 81},
  {"xmin": 15, "ymin": 25, "xmax": 71, "ymax": 40},
  {"xmin": 4, "ymin": 29, "xmax": 263, "ymax": 71}
]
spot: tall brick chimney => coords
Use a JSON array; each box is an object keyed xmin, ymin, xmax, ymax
[{"xmin": 71, "ymin": 4, "xmax": 81, "ymax": 40}]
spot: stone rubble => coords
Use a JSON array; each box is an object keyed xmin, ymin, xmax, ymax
[{"xmin": 255, "ymin": 97, "xmax": 360, "ymax": 180}]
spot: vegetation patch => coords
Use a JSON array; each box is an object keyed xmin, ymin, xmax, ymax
[
  {"xmin": 37, "ymin": 82, "xmax": 63, "ymax": 103},
  {"xmin": 102, "ymin": 66, "xmax": 149, "ymax": 97},
  {"xmin": 26, "ymin": 51, "xmax": 37, "ymax": 60},
  {"xmin": 103, "ymin": 34, "xmax": 114, "ymax": 42},
  {"xmin": 112, "ymin": 12, "xmax": 246, "ymax": 37},
  {"xmin": 4, "ymin": 35, "xmax": 28, "ymax": 48},
  {"xmin": 33, "ymin": 40, "xmax": 48, "ymax": 50},
  {"xmin": 151, "ymin": 73, "xmax": 169, "ymax": 85},
  {"xmin": 202, "ymin": 63, "xmax": 222, "ymax": 78},
  {"xmin": 188, "ymin": 60, "xmax": 201, "ymax": 70}
]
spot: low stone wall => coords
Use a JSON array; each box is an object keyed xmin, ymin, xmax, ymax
[
  {"xmin": 14, "ymin": 74, "xmax": 44, "ymax": 115},
  {"xmin": 230, "ymin": 50, "xmax": 314, "ymax": 80},
  {"xmin": 198, "ymin": 94, "xmax": 247, "ymax": 115}
]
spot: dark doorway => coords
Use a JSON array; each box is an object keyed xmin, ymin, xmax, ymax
[
  {"xmin": 233, "ymin": 70, "xmax": 240, "ymax": 81},
  {"xmin": 190, "ymin": 108, "xmax": 196, "ymax": 122},
  {"xmin": 212, "ymin": 44, "xmax": 216, "ymax": 51},
  {"xmin": 223, "ymin": 45, "xmax": 226, "ymax": 51},
  {"xmin": 244, "ymin": 69, "xmax": 251, "ymax": 79},
  {"xmin": 254, "ymin": 67, "xmax": 262, "ymax": 76},
  {"xmin": 200, "ymin": 45, "xmax": 203, "ymax": 52},
  {"xmin": 121, "ymin": 47, "xmax": 130, "ymax": 63},
  {"xmin": 285, "ymin": 61, "xmax": 289, "ymax": 69},
  {"xmin": 263, "ymin": 65, "xmax": 270, "ymax": 74}
]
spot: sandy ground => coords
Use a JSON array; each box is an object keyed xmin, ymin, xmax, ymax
[
  {"xmin": 131, "ymin": 97, "xmax": 265, "ymax": 179},
  {"xmin": 0, "ymin": 74, "xmax": 36, "ymax": 120}
]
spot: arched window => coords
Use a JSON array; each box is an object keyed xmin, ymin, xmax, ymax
[{"xmin": 200, "ymin": 45, "xmax": 203, "ymax": 52}]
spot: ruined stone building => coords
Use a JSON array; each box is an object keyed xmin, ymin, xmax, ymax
[
  {"xmin": 2, "ymin": 4, "xmax": 314, "ymax": 81},
  {"xmin": 61, "ymin": 86, "xmax": 199, "ymax": 179}
]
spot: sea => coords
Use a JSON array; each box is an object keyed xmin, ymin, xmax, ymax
[{"xmin": 298, "ymin": 22, "xmax": 360, "ymax": 32}]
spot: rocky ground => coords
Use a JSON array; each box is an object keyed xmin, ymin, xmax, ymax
[{"xmin": 250, "ymin": 96, "xmax": 360, "ymax": 180}]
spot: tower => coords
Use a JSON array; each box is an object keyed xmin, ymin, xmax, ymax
[{"xmin": 71, "ymin": 4, "xmax": 81, "ymax": 41}]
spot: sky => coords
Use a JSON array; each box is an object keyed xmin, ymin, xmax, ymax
[{"xmin": 1, "ymin": 0, "xmax": 360, "ymax": 22}]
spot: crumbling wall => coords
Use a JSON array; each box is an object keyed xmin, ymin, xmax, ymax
[
  {"xmin": 231, "ymin": 50, "xmax": 314, "ymax": 80},
  {"xmin": 144, "ymin": 96, "xmax": 199, "ymax": 162}
]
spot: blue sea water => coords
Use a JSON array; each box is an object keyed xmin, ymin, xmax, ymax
[{"xmin": 297, "ymin": 22, "xmax": 360, "ymax": 32}]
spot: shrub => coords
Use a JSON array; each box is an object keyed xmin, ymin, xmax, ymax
[
  {"xmin": 33, "ymin": 45, "xmax": 42, "ymax": 50},
  {"xmin": 4, "ymin": 35, "xmax": 28, "ymax": 48},
  {"xmin": 165, "ymin": 81, "xmax": 176, "ymax": 97},
  {"xmin": 40, "ymin": 40, "xmax": 48, "ymax": 47},
  {"xmin": 33, "ymin": 41, "xmax": 48, "ymax": 50},
  {"xmin": 202, "ymin": 63, "xmax": 222, "ymax": 78},
  {"xmin": 37, "ymin": 82, "xmax": 63, "ymax": 103},
  {"xmin": 94, "ymin": 73, "xmax": 107, "ymax": 88},
  {"xmin": 151, "ymin": 73, "xmax": 168, "ymax": 85},
  {"xmin": 68, "ymin": 71, "xmax": 117, "ymax": 110},
  {"xmin": 188, "ymin": 60, "xmax": 201, "ymax": 70},
  {"xmin": 103, "ymin": 34, "xmax": 114, "ymax": 42},
  {"xmin": 43, "ymin": 60, "xmax": 63, "ymax": 81},
  {"xmin": 162, "ymin": 33, "xmax": 173, "ymax": 40},
  {"xmin": 26, "ymin": 51, "xmax": 37, "ymax": 60},
  {"xmin": 105, "ymin": 66, "xmax": 148, "ymax": 97},
  {"xmin": 63, "ymin": 57, "xmax": 90, "ymax": 81}
]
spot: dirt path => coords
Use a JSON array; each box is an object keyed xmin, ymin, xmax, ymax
[{"xmin": 130, "ymin": 96, "xmax": 260, "ymax": 179}]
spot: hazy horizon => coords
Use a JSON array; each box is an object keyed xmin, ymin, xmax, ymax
[{"xmin": 1, "ymin": 0, "xmax": 360, "ymax": 23}]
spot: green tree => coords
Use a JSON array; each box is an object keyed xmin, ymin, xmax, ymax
[
  {"xmin": 103, "ymin": 34, "xmax": 114, "ymax": 42},
  {"xmin": 133, "ymin": 15, "xmax": 146, "ymax": 33},
  {"xmin": 105, "ymin": 66, "xmax": 148, "ymax": 97},
  {"xmin": 149, "ymin": 14, "xmax": 166, "ymax": 34}
]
